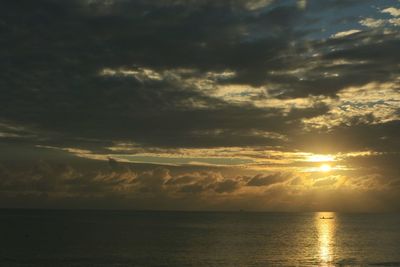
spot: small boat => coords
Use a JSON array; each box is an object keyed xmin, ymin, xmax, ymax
[{"xmin": 320, "ymin": 216, "xmax": 334, "ymax": 219}]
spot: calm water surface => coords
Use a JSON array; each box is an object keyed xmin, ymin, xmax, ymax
[{"xmin": 0, "ymin": 210, "xmax": 399, "ymax": 266}]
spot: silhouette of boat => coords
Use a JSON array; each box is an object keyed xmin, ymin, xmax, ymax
[{"xmin": 320, "ymin": 216, "xmax": 334, "ymax": 219}]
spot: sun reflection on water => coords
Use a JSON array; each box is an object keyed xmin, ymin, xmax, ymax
[{"xmin": 316, "ymin": 212, "xmax": 336, "ymax": 266}]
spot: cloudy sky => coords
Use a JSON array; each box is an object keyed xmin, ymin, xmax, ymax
[{"xmin": 1, "ymin": 0, "xmax": 399, "ymax": 211}]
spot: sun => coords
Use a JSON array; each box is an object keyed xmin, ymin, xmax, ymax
[{"xmin": 320, "ymin": 164, "xmax": 332, "ymax": 172}]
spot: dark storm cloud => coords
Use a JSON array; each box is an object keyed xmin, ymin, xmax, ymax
[
  {"xmin": 0, "ymin": 0, "xmax": 321, "ymax": 150},
  {"xmin": 0, "ymin": 0, "xmax": 399, "ymax": 158}
]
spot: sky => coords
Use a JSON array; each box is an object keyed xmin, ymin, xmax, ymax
[{"xmin": 1, "ymin": 0, "xmax": 400, "ymax": 211}]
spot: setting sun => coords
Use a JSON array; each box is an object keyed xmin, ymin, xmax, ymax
[{"xmin": 320, "ymin": 164, "xmax": 332, "ymax": 172}]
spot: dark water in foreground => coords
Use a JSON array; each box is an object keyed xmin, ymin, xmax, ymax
[{"xmin": 1, "ymin": 210, "xmax": 400, "ymax": 266}]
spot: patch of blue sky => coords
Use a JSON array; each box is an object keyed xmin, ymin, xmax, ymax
[{"xmin": 297, "ymin": 0, "xmax": 399, "ymax": 40}]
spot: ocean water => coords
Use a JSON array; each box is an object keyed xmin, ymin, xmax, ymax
[{"xmin": 0, "ymin": 210, "xmax": 400, "ymax": 266}]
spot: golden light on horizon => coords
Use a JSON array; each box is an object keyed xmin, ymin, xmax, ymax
[{"xmin": 320, "ymin": 164, "xmax": 332, "ymax": 172}]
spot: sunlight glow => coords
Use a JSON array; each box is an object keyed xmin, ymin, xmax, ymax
[
  {"xmin": 307, "ymin": 154, "xmax": 335, "ymax": 162},
  {"xmin": 320, "ymin": 164, "xmax": 332, "ymax": 172}
]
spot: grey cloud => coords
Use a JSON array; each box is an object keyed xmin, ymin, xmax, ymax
[
  {"xmin": 343, "ymin": 152, "xmax": 400, "ymax": 184},
  {"xmin": 214, "ymin": 179, "xmax": 241, "ymax": 193},
  {"xmin": 166, "ymin": 174, "xmax": 201, "ymax": 185},
  {"xmin": 268, "ymin": 30, "xmax": 400, "ymax": 98},
  {"xmin": 0, "ymin": 0, "xmax": 399, "ymax": 211},
  {"xmin": 313, "ymin": 177, "xmax": 337, "ymax": 187},
  {"xmin": 179, "ymin": 184, "xmax": 205, "ymax": 194},
  {"xmin": 293, "ymin": 120, "xmax": 400, "ymax": 153},
  {"xmin": 0, "ymin": 159, "xmax": 399, "ymax": 211},
  {"xmin": 0, "ymin": 160, "xmax": 233, "ymax": 197},
  {"xmin": 2, "ymin": 0, "xmax": 396, "ymax": 151},
  {"xmin": 134, "ymin": 168, "xmax": 170, "ymax": 193},
  {"xmin": 0, "ymin": 0, "xmax": 398, "ymax": 157},
  {"xmin": 246, "ymin": 173, "xmax": 288, "ymax": 186},
  {"xmin": 0, "ymin": 0, "xmax": 331, "ymax": 150}
]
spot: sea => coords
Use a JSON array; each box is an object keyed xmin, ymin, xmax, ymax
[{"xmin": 1, "ymin": 210, "xmax": 399, "ymax": 266}]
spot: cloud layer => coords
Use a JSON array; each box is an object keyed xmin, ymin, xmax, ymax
[
  {"xmin": 0, "ymin": 157, "xmax": 399, "ymax": 211},
  {"xmin": 0, "ymin": 0, "xmax": 399, "ymax": 210}
]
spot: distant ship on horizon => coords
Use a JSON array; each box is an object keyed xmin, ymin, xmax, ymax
[{"xmin": 320, "ymin": 216, "xmax": 334, "ymax": 219}]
